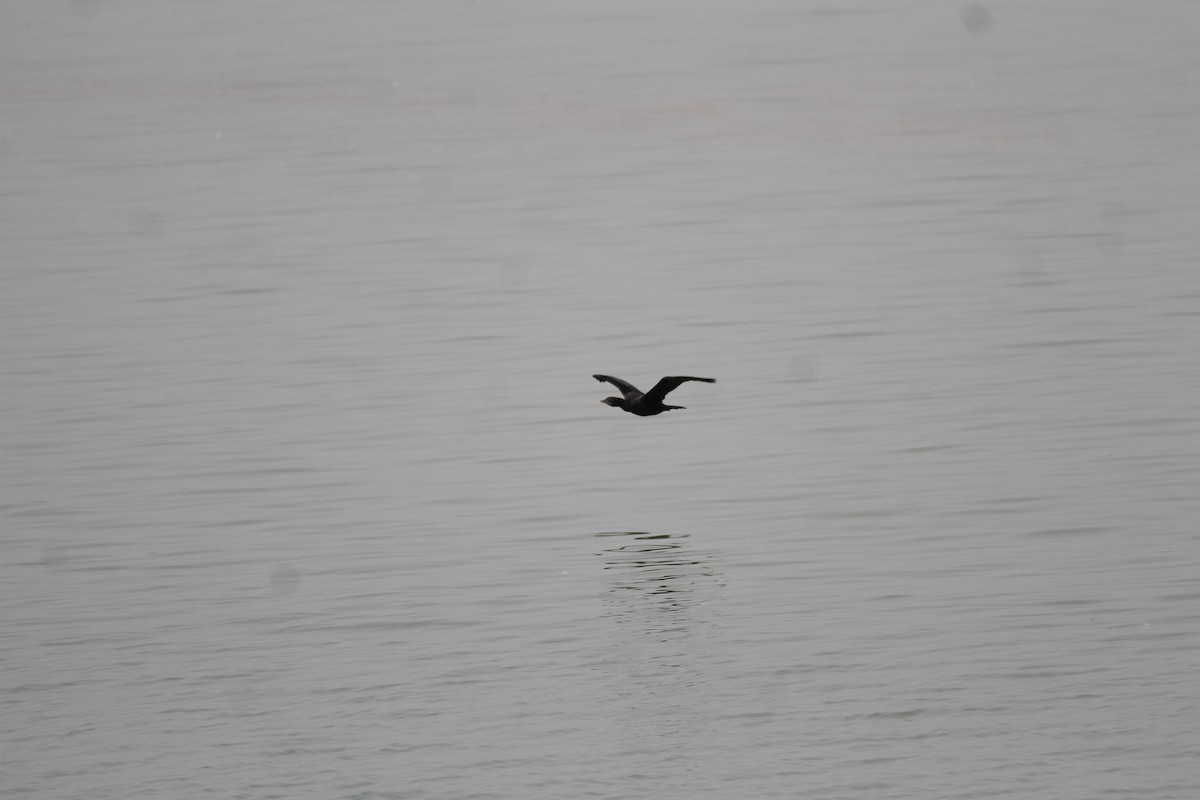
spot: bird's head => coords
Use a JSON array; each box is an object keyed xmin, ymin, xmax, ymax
[{"xmin": 601, "ymin": 397, "xmax": 624, "ymax": 408}]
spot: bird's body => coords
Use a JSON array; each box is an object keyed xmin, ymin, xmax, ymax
[{"xmin": 593, "ymin": 374, "xmax": 715, "ymax": 416}]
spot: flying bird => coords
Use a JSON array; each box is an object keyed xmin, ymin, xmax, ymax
[{"xmin": 593, "ymin": 374, "xmax": 715, "ymax": 416}]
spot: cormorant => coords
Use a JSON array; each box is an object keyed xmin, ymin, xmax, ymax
[{"xmin": 593, "ymin": 374, "xmax": 715, "ymax": 416}]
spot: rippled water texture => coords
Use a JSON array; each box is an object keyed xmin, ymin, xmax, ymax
[{"xmin": 3, "ymin": 2, "xmax": 1198, "ymax": 798}]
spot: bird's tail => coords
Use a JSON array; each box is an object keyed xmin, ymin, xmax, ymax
[{"xmin": 663, "ymin": 404, "xmax": 685, "ymax": 411}]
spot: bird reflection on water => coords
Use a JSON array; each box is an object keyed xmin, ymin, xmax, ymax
[
  {"xmin": 592, "ymin": 531, "xmax": 726, "ymax": 744},
  {"xmin": 593, "ymin": 531, "xmax": 724, "ymax": 630}
]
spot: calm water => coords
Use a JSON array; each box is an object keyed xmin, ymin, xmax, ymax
[{"xmin": 3, "ymin": 2, "xmax": 1199, "ymax": 798}]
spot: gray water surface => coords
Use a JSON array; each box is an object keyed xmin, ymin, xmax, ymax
[{"xmin": 3, "ymin": 2, "xmax": 1199, "ymax": 798}]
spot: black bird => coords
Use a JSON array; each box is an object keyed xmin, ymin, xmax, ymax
[{"xmin": 593, "ymin": 374, "xmax": 715, "ymax": 416}]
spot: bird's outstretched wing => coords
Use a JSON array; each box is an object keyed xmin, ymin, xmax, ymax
[
  {"xmin": 593, "ymin": 374, "xmax": 642, "ymax": 400},
  {"xmin": 645, "ymin": 376, "xmax": 716, "ymax": 403}
]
